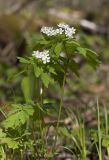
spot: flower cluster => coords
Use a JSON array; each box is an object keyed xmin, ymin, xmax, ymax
[
  {"xmin": 32, "ymin": 50, "xmax": 50, "ymax": 64},
  {"xmin": 40, "ymin": 27, "xmax": 63, "ymax": 36},
  {"xmin": 41, "ymin": 23, "xmax": 76, "ymax": 39}
]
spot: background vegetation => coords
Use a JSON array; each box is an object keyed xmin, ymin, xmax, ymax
[{"xmin": 0, "ymin": 0, "xmax": 109, "ymax": 159}]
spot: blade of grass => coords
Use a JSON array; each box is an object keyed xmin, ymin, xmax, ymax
[{"xmin": 97, "ymin": 98, "xmax": 102, "ymax": 160}]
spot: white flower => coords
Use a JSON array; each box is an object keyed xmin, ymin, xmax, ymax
[
  {"xmin": 40, "ymin": 23, "xmax": 76, "ymax": 39},
  {"xmin": 41, "ymin": 27, "xmax": 56, "ymax": 36},
  {"xmin": 41, "ymin": 27, "xmax": 53, "ymax": 36},
  {"xmin": 57, "ymin": 23, "xmax": 69, "ymax": 29},
  {"xmin": 65, "ymin": 27, "xmax": 76, "ymax": 38},
  {"xmin": 56, "ymin": 28, "xmax": 64, "ymax": 34},
  {"xmin": 58, "ymin": 23, "xmax": 76, "ymax": 38},
  {"xmin": 32, "ymin": 50, "xmax": 50, "ymax": 64},
  {"xmin": 40, "ymin": 26, "xmax": 64, "ymax": 36}
]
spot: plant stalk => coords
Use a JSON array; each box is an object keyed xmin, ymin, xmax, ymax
[{"xmin": 53, "ymin": 73, "xmax": 66, "ymax": 153}]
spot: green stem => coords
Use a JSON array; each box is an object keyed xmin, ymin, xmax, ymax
[
  {"xmin": 103, "ymin": 106, "xmax": 109, "ymax": 157},
  {"xmin": 20, "ymin": 149, "xmax": 23, "ymax": 159},
  {"xmin": 82, "ymin": 125, "xmax": 86, "ymax": 160},
  {"xmin": 53, "ymin": 43, "xmax": 69, "ymax": 154},
  {"xmin": 53, "ymin": 73, "xmax": 66, "ymax": 153},
  {"xmin": 39, "ymin": 82, "xmax": 45, "ymax": 158},
  {"xmin": 107, "ymin": 147, "xmax": 109, "ymax": 157},
  {"xmin": 56, "ymin": 76, "xmax": 65, "ymax": 132},
  {"xmin": 104, "ymin": 106, "xmax": 108, "ymax": 135},
  {"xmin": 32, "ymin": 122, "xmax": 40, "ymax": 159},
  {"xmin": 97, "ymin": 99, "xmax": 102, "ymax": 160}
]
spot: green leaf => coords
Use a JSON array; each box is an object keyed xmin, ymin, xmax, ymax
[
  {"xmin": 85, "ymin": 49, "xmax": 100, "ymax": 69},
  {"xmin": 54, "ymin": 71, "xmax": 65, "ymax": 86},
  {"xmin": 0, "ymin": 146, "xmax": 6, "ymax": 159},
  {"xmin": 3, "ymin": 104, "xmax": 34, "ymax": 128},
  {"xmin": 0, "ymin": 129, "xmax": 19, "ymax": 150},
  {"xmin": 29, "ymin": 71, "xmax": 37, "ymax": 99},
  {"xmin": 2, "ymin": 137, "xmax": 19, "ymax": 149},
  {"xmin": 33, "ymin": 65, "xmax": 43, "ymax": 78},
  {"xmin": 68, "ymin": 59, "xmax": 79, "ymax": 76},
  {"xmin": 21, "ymin": 69, "xmax": 36, "ymax": 103},
  {"xmin": 21, "ymin": 77, "xmax": 31, "ymax": 103},
  {"xmin": 0, "ymin": 129, "xmax": 6, "ymax": 138},
  {"xmin": 39, "ymin": 39, "xmax": 49, "ymax": 45},
  {"xmin": 77, "ymin": 47, "xmax": 100, "ymax": 69},
  {"xmin": 70, "ymin": 40, "xmax": 80, "ymax": 47},
  {"xmin": 18, "ymin": 57, "xmax": 30, "ymax": 64},
  {"xmin": 65, "ymin": 40, "xmax": 80, "ymax": 54},
  {"xmin": 77, "ymin": 47, "xmax": 87, "ymax": 57},
  {"xmin": 102, "ymin": 136, "xmax": 109, "ymax": 147},
  {"xmin": 47, "ymin": 66, "xmax": 56, "ymax": 74},
  {"xmin": 59, "ymin": 127, "xmax": 72, "ymax": 138},
  {"xmin": 52, "ymin": 63, "xmax": 65, "ymax": 86},
  {"xmin": 41, "ymin": 72, "xmax": 53, "ymax": 88},
  {"xmin": 85, "ymin": 48, "xmax": 97, "ymax": 55},
  {"xmin": 54, "ymin": 43, "xmax": 63, "ymax": 57}
]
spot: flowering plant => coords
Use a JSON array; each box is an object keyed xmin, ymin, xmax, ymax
[
  {"xmin": 0, "ymin": 23, "xmax": 100, "ymax": 159},
  {"xmin": 19, "ymin": 23, "xmax": 100, "ymax": 88}
]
